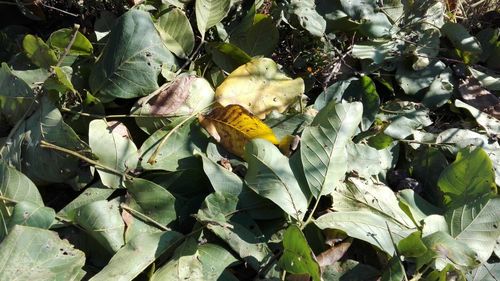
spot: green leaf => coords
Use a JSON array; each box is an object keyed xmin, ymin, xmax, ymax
[
  {"xmin": 290, "ymin": 0, "xmax": 326, "ymax": 37},
  {"xmin": 455, "ymin": 99, "xmax": 500, "ymax": 136},
  {"xmin": 321, "ymin": 259, "xmax": 380, "ymax": 281},
  {"xmin": 139, "ymin": 120, "xmax": 207, "ymax": 171},
  {"xmin": 301, "ymin": 101, "xmax": 362, "ymax": 198},
  {"xmin": 16, "ymin": 97, "xmax": 89, "ymax": 186},
  {"xmin": 346, "ymin": 142, "xmax": 395, "ymax": 179},
  {"xmin": 417, "ymin": 231, "xmax": 479, "ymax": 271},
  {"xmin": 0, "ymin": 63, "xmax": 35, "ymax": 126},
  {"xmin": 358, "ymin": 12, "xmax": 392, "ymax": 38},
  {"xmin": 89, "ymin": 10, "xmax": 177, "ymax": 101},
  {"xmin": 44, "ymin": 66, "xmax": 75, "ymax": 93},
  {"xmin": 155, "ymin": 6, "xmax": 195, "ymax": 59},
  {"xmin": 467, "ymin": 262, "xmax": 500, "ymax": 281},
  {"xmin": 437, "ymin": 147, "xmax": 496, "ymax": 207},
  {"xmin": 445, "ymin": 196, "xmax": 500, "ymax": 263},
  {"xmin": 397, "ymin": 231, "xmax": 427, "ymax": 257},
  {"xmin": 436, "ymin": 128, "xmax": 500, "ymax": 186},
  {"xmin": 410, "ymin": 146, "xmax": 449, "ymax": 205},
  {"xmin": 195, "ymin": 0, "xmax": 231, "ymax": 39},
  {"xmin": 245, "ymin": 139, "xmax": 308, "ymax": 220},
  {"xmin": 8, "ymin": 201, "xmax": 55, "ymax": 230},
  {"xmin": 22, "ymin": 34, "xmax": 58, "ymax": 69},
  {"xmin": 230, "ymin": 14, "xmax": 279, "ymax": 56},
  {"xmin": 48, "ymin": 28, "xmax": 93, "ymax": 56},
  {"xmin": 196, "ymin": 193, "xmax": 272, "ymax": 269},
  {"xmin": 278, "ymin": 225, "xmax": 321, "ymax": 281},
  {"xmin": 397, "ymin": 189, "xmax": 442, "ymax": 223},
  {"xmin": 206, "ymin": 42, "xmax": 252, "ymax": 72},
  {"xmin": 57, "ymin": 183, "xmax": 114, "ymax": 222},
  {"xmin": 396, "ymin": 60, "xmax": 446, "ymax": 95},
  {"xmin": 0, "ymin": 225, "xmax": 85, "ymax": 281},
  {"xmin": 331, "ymin": 178, "xmax": 416, "ymax": 228},
  {"xmin": 74, "ymin": 200, "xmax": 125, "ymax": 253},
  {"xmin": 315, "ymin": 211, "xmax": 414, "ymax": 255},
  {"xmin": 314, "ymin": 78, "xmax": 355, "ymax": 110},
  {"xmin": 90, "ymin": 231, "xmax": 183, "ymax": 281},
  {"xmin": 422, "ymin": 69, "xmax": 454, "ymax": 108},
  {"xmin": 0, "ymin": 162, "xmax": 43, "ymax": 208},
  {"xmin": 441, "ymin": 22, "xmax": 482, "ymax": 63},
  {"xmin": 89, "ymin": 120, "xmax": 138, "ymax": 189},
  {"xmin": 125, "ymin": 178, "xmax": 177, "ymax": 227},
  {"xmin": 380, "ymin": 256, "xmax": 405, "ymax": 281}
]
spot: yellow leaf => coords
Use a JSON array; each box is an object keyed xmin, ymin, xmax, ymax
[
  {"xmin": 215, "ymin": 58, "xmax": 305, "ymax": 119},
  {"xmin": 199, "ymin": 104, "xmax": 279, "ymax": 157}
]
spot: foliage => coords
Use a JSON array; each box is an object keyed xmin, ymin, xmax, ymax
[{"xmin": 0, "ymin": 0, "xmax": 499, "ymax": 280}]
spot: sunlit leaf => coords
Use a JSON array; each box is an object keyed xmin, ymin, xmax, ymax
[
  {"xmin": 22, "ymin": 34, "xmax": 58, "ymax": 69},
  {"xmin": 195, "ymin": 0, "xmax": 231, "ymax": 39},
  {"xmin": 48, "ymin": 28, "xmax": 93, "ymax": 56},
  {"xmin": 200, "ymin": 104, "xmax": 279, "ymax": 157},
  {"xmin": 155, "ymin": 6, "xmax": 195, "ymax": 59},
  {"xmin": 278, "ymin": 225, "xmax": 321, "ymax": 281},
  {"xmin": 215, "ymin": 58, "xmax": 305, "ymax": 118},
  {"xmin": 0, "ymin": 225, "xmax": 85, "ymax": 281}
]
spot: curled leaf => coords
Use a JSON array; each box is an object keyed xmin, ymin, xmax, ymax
[{"xmin": 199, "ymin": 104, "xmax": 279, "ymax": 157}]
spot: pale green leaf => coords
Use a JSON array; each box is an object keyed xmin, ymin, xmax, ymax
[
  {"xmin": 301, "ymin": 101, "xmax": 362, "ymax": 198},
  {"xmin": 48, "ymin": 28, "xmax": 93, "ymax": 56},
  {"xmin": 155, "ymin": 7, "xmax": 195, "ymax": 59},
  {"xmin": 89, "ymin": 120, "xmax": 138, "ymax": 189},
  {"xmin": 445, "ymin": 196, "xmax": 500, "ymax": 263},
  {"xmin": 245, "ymin": 139, "xmax": 308, "ymax": 220},
  {"xmin": 90, "ymin": 231, "xmax": 183, "ymax": 281},
  {"xmin": 455, "ymin": 99, "xmax": 500, "ymax": 136},
  {"xmin": 89, "ymin": 10, "xmax": 178, "ymax": 101},
  {"xmin": 74, "ymin": 200, "xmax": 125, "ymax": 253},
  {"xmin": 0, "ymin": 225, "xmax": 85, "ymax": 281},
  {"xmin": 195, "ymin": 0, "xmax": 231, "ymax": 38}
]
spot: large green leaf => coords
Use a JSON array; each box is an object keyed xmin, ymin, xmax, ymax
[
  {"xmin": 0, "ymin": 63, "xmax": 35, "ymax": 126},
  {"xmin": 278, "ymin": 225, "xmax": 321, "ymax": 281},
  {"xmin": 57, "ymin": 183, "xmax": 114, "ymax": 222},
  {"xmin": 441, "ymin": 22, "xmax": 482, "ymax": 63},
  {"xmin": 89, "ymin": 10, "xmax": 177, "ymax": 101},
  {"xmin": 89, "ymin": 120, "xmax": 138, "ymax": 189},
  {"xmin": 155, "ymin": 6, "xmax": 194, "ymax": 59},
  {"xmin": 8, "ymin": 201, "xmax": 55, "ymax": 230},
  {"xmin": 346, "ymin": 142, "xmax": 395, "ymax": 178},
  {"xmin": 245, "ymin": 139, "xmax": 308, "ymax": 220},
  {"xmin": 290, "ymin": 0, "xmax": 326, "ymax": 37},
  {"xmin": 139, "ymin": 120, "xmax": 207, "ymax": 171},
  {"xmin": 342, "ymin": 76, "xmax": 380, "ymax": 131},
  {"xmin": 436, "ymin": 128, "xmax": 500, "ymax": 186},
  {"xmin": 90, "ymin": 231, "xmax": 183, "ymax": 281},
  {"xmin": 74, "ymin": 200, "xmax": 125, "ymax": 253},
  {"xmin": 206, "ymin": 42, "xmax": 252, "ymax": 72},
  {"xmin": 467, "ymin": 262, "xmax": 500, "ymax": 281},
  {"xmin": 196, "ymin": 193, "xmax": 272, "ymax": 269},
  {"xmin": 0, "ymin": 225, "xmax": 85, "ymax": 281},
  {"xmin": 151, "ymin": 238, "xmax": 237, "ymax": 281},
  {"xmin": 416, "ymin": 231, "xmax": 479, "ymax": 271},
  {"xmin": 195, "ymin": 0, "xmax": 231, "ymax": 39},
  {"xmin": 125, "ymin": 178, "xmax": 176, "ymax": 228},
  {"xmin": 315, "ymin": 211, "xmax": 413, "ymax": 255},
  {"xmin": 331, "ymin": 178, "xmax": 415, "ymax": 229},
  {"xmin": 17, "ymin": 98, "xmax": 89, "ymax": 186},
  {"xmin": 396, "ymin": 60, "xmax": 446, "ymax": 95},
  {"xmin": 22, "ymin": 34, "xmax": 58, "ymax": 69},
  {"xmin": 48, "ymin": 28, "xmax": 93, "ymax": 56},
  {"xmin": 230, "ymin": 14, "xmax": 278, "ymax": 56},
  {"xmin": 445, "ymin": 196, "xmax": 500, "ymax": 263},
  {"xmin": 300, "ymin": 101, "xmax": 362, "ymax": 198},
  {"xmin": 437, "ymin": 147, "xmax": 496, "ymax": 207}
]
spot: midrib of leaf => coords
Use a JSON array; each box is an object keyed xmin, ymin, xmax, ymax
[
  {"xmin": 338, "ymin": 184, "xmax": 413, "ymax": 229},
  {"xmin": 450, "ymin": 199, "xmax": 487, "ymax": 238},
  {"xmin": 208, "ymin": 117, "xmax": 252, "ymax": 139},
  {"xmin": 249, "ymin": 154, "xmax": 301, "ymax": 220}
]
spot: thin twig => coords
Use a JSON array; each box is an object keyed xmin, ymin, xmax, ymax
[
  {"xmin": 39, "ymin": 140, "xmax": 130, "ymax": 179},
  {"xmin": 121, "ymin": 203, "xmax": 170, "ymax": 231},
  {"xmin": 55, "ymin": 24, "xmax": 80, "ymax": 68}
]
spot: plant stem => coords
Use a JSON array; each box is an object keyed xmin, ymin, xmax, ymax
[
  {"xmin": 39, "ymin": 140, "xmax": 130, "ymax": 179},
  {"xmin": 121, "ymin": 203, "xmax": 170, "ymax": 231},
  {"xmin": 302, "ymin": 196, "xmax": 321, "ymax": 229}
]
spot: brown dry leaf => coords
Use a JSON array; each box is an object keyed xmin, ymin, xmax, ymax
[
  {"xmin": 317, "ymin": 238, "xmax": 353, "ymax": 267},
  {"xmin": 215, "ymin": 58, "xmax": 305, "ymax": 118},
  {"xmin": 199, "ymin": 104, "xmax": 279, "ymax": 157},
  {"xmin": 132, "ymin": 75, "xmax": 214, "ymax": 117}
]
